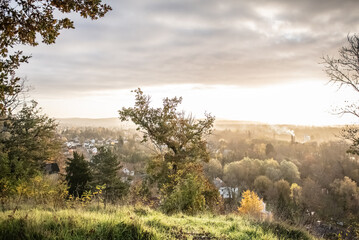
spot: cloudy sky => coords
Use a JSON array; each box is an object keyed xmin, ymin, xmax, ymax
[{"xmin": 17, "ymin": 0, "xmax": 359, "ymax": 125}]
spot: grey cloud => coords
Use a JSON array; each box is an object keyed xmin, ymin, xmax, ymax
[{"xmin": 16, "ymin": 0, "xmax": 359, "ymax": 97}]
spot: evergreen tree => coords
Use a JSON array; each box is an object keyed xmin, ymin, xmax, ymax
[
  {"xmin": 3, "ymin": 101, "xmax": 60, "ymax": 180},
  {"xmin": 66, "ymin": 152, "xmax": 91, "ymax": 197},
  {"xmin": 91, "ymin": 147, "xmax": 128, "ymax": 204}
]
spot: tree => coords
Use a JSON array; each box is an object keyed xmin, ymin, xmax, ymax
[
  {"xmin": 162, "ymin": 173, "xmax": 206, "ymax": 215},
  {"xmin": 238, "ymin": 190, "xmax": 264, "ymax": 219},
  {"xmin": 254, "ymin": 175, "xmax": 273, "ymax": 200},
  {"xmin": 91, "ymin": 147, "xmax": 128, "ymax": 204},
  {"xmin": 66, "ymin": 152, "xmax": 91, "ymax": 197},
  {"xmin": 331, "ymin": 176, "xmax": 359, "ymax": 215},
  {"xmin": 118, "ymin": 89, "xmax": 218, "ymax": 211},
  {"xmin": 265, "ymin": 143, "xmax": 276, "ymax": 158},
  {"xmin": 322, "ymin": 34, "xmax": 359, "ymax": 154},
  {"xmin": 279, "ymin": 160, "xmax": 300, "ymax": 183},
  {"xmin": 203, "ymin": 158, "xmax": 222, "ymax": 179},
  {"xmin": 272, "ymin": 179, "xmax": 291, "ymax": 219},
  {"xmin": 0, "ymin": 0, "xmax": 111, "ymax": 114},
  {"xmin": 119, "ymin": 89, "xmax": 214, "ymax": 187},
  {"xmin": 2, "ymin": 100, "xmax": 60, "ymax": 180},
  {"xmin": 223, "ymin": 158, "xmax": 262, "ymax": 188}
]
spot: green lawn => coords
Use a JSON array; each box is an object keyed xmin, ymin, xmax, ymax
[{"xmin": 0, "ymin": 206, "xmax": 318, "ymax": 240}]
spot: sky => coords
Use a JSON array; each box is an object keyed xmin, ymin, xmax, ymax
[{"xmin": 17, "ymin": 0, "xmax": 359, "ymax": 125}]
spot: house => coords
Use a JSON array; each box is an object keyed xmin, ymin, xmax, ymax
[
  {"xmin": 45, "ymin": 163, "xmax": 60, "ymax": 174},
  {"xmin": 122, "ymin": 167, "xmax": 135, "ymax": 176},
  {"xmin": 213, "ymin": 177, "xmax": 224, "ymax": 188},
  {"xmin": 91, "ymin": 147, "xmax": 98, "ymax": 154},
  {"xmin": 219, "ymin": 187, "xmax": 238, "ymax": 199},
  {"xmin": 260, "ymin": 201, "xmax": 272, "ymax": 220}
]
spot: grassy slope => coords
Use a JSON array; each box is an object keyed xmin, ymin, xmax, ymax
[{"xmin": 0, "ymin": 206, "xmax": 318, "ymax": 240}]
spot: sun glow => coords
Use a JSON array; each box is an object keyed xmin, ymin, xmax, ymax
[{"xmin": 35, "ymin": 81, "xmax": 358, "ymax": 126}]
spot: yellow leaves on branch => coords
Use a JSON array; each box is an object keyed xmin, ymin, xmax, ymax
[{"xmin": 238, "ymin": 190, "xmax": 264, "ymax": 218}]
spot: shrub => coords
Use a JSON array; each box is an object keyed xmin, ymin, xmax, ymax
[
  {"xmin": 238, "ymin": 190, "xmax": 264, "ymax": 219},
  {"xmin": 162, "ymin": 174, "xmax": 206, "ymax": 215}
]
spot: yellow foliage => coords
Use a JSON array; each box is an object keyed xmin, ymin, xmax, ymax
[
  {"xmin": 238, "ymin": 190, "xmax": 264, "ymax": 218},
  {"xmin": 290, "ymin": 183, "xmax": 302, "ymax": 205},
  {"xmin": 67, "ymin": 184, "xmax": 106, "ymax": 208}
]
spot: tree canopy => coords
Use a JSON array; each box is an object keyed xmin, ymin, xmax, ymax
[
  {"xmin": 119, "ymin": 89, "xmax": 218, "ymax": 213},
  {"xmin": 119, "ymin": 88, "xmax": 215, "ymax": 175}
]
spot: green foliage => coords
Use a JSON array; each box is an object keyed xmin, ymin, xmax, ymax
[
  {"xmin": 0, "ymin": 0, "xmax": 111, "ymax": 114},
  {"xmin": 119, "ymin": 89, "xmax": 216, "ymax": 212},
  {"xmin": 90, "ymin": 147, "xmax": 129, "ymax": 204},
  {"xmin": 258, "ymin": 221, "xmax": 314, "ymax": 240},
  {"xmin": 280, "ymin": 160, "xmax": 300, "ymax": 183},
  {"xmin": 119, "ymin": 89, "xmax": 214, "ymax": 170},
  {"xmin": 128, "ymin": 179, "xmax": 153, "ymax": 206},
  {"xmin": 203, "ymin": 158, "xmax": 223, "ymax": 179},
  {"xmin": 162, "ymin": 174, "xmax": 206, "ymax": 215},
  {"xmin": 0, "ymin": 209, "xmax": 154, "ymax": 240},
  {"xmin": 0, "ymin": 206, "xmax": 318, "ymax": 240},
  {"xmin": 65, "ymin": 152, "xmax": 92, "ymax": 197},
  {"xmin": 2, "ymin": 101, "xmax": 60, "ymax": 180},
  {"xmin": 16, "ymin": 174, "xmax": 68, "ymax": 207},
  {"xmin": 161, "ymin": 163, "xmax": 220, "ymax": 215},
  {"xmin": 223, "ymin": 158, "xmax": 261, "ymax": 188},
  {"xmin": 272, "ymin": 179, "xmax": 291, "ymax": 219},
  {"xmin": 254, "ymin": 175, "xmax": 273, "ymax": 199},
  {"xmin": 67, "ymin": 184, "xmax": 106, "ymax": 208}
]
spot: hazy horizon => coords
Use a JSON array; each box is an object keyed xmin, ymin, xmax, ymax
[{"xmin": 56, "ymin": 116, "xmax": 353, "ymax": 127}]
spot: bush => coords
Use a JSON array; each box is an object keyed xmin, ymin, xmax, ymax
[
  {"xmin": 162, "ymin": 174, "xmax": 206, "ymax": 215},
  {"xmin": 14, "ymin": 174, "xmax": 68, "ymax": 208}
]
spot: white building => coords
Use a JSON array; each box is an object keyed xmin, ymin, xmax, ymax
[{"xmin": 219, "ymin": 187, "xmax": 239, "ymax": 199}]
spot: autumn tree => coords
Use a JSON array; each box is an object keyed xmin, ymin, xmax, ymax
[
  {"xmin": 331, "ymin": 176, "xmax": 359, "ymax": 216},
  {"xmin": 322, "ymin": 34, "xmax": 359, "ymax": 154},
  {"xmin": 0, "ymin": 0, "xmax": 111, "ymax": 115},
  {"xmin": 238, "ymin": 190, "xmax": 264, "ymax": 219},
  {"xmin": 119, "ymin": 89, "xmax": 218, "ymax": 212}
]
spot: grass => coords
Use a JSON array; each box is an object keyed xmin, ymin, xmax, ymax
[{"xmin": 0, "ymin": 205, "xmax": 318, "ymax": 240}]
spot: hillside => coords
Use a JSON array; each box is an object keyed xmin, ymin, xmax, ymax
[{"xmin": 0, "ymin": 206, "xmax": 317, "ymax": 240}]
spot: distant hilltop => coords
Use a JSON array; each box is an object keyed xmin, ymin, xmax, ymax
[
  {"xmin": 56, "ymin": 118, "xmax": 265, "ymax": 129},
  {"xmin": 56, "ymin": 117, "xmax": 347, "ymax": 129},
  {"xmin": 56, "ymin": 118, "xmax": 134, "ymax": 129}
]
